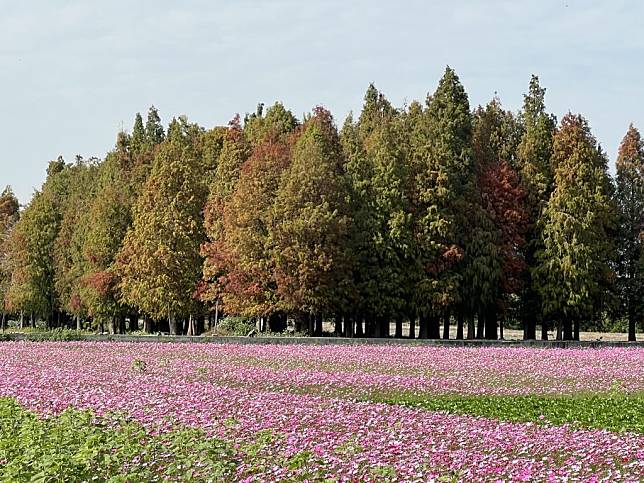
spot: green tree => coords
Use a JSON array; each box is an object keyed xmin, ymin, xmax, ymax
[
  {"xmin": 516, "ymin": 75, "xmax": 557, "ymax": 339},
  {"xmin": 535, "ymin": 114, "xmax": 616, "ymax": 340},
  {"xmin": 130, "ymin": 113, "xmax": 145, "ymax": 155},
  {"xmin": 410, "ymin": 67, "xmax": 473, "ymax": 338},
  {"xmin": 6, "ymin": 190, "xmax": 59, "ymax": 325},
  {"xmin": 52, "ymin": 158, "xmax": 99, "ymax": 326},
  {"xmin": 615, "ymin": 124, "xmax": 644, "ymax": 341},
  {"xmin": 463, "ymin": 99, "xmax": 528, "ymax": 340},
  {"xmin": 144, "ymin": 105, "xmax": 165, "ymax": 147},
  {"xmin": 341, "ymin": 84, "xmax": 413, "ymax": 337},
  {"xmin": 243, "ymin": 102, "xmax": 298, "ymax": 147}
]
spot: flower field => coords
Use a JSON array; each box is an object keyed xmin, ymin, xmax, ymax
[{"xmin": 1, "ymin": 342, "xmax": 643, "ymax": 481}]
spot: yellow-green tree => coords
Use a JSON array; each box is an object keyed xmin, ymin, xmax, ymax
[{"xmin": 535, "ymin": 114, "xmax": 616, "ymax": 340}]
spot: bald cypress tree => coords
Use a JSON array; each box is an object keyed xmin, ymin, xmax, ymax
[
  {"xmin": 615, "ymin": 125, "xmax": 644, "ymax": 341},
  {"xmin": 0, "ymin": 187, "xmax": 19, "ymax": 330},
  {"xmin": 411, "ymin": 67, "xmax": 472, "ymax": 339},
  {"xmin": 200, "ymin": 116, "xmax": 250, "ymax": 313},
  {"xmin": 116, "ymin": 117, "xmax": 207, "ymax": 334},
  {"xmin": 130, "ymin": 113, "xmax": 145, "ymax": 156},
  {"xmin": 517, "ymin": 75, "xmax": 557, "ymax": 339},
  {"xmin": 209, "ymin": 104, "xmax": 297, "ymax": 328},
  {"xmin": 341, "ymin": 85, "xmax": 413, "ymax": 337},
  {"xmin": 52, "ymin": 159, "xmax": 98, "ymax": 326},
  {"xmin": 465, "ymin": 99, "xmax": 527, "ymax": 340},
  {"xmin": 271, "ymin": 107, "xmax": 352, "ymax": 333},
  {"xmin": 535, "ymin": 114, "xmax": 616, "ymax": 340},
  {"xmin": 144, "ymin": 106, "xmax": 165, "ymax": 147}
]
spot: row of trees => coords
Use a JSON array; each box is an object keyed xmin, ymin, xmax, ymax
[{"xmin": 1, "ymin": 68, "xmax": 642, "ymax": 340}]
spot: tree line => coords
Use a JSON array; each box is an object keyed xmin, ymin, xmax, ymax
[{"xmin": 0, "ymin": 68, "xmax": 642, "ymax": 340}]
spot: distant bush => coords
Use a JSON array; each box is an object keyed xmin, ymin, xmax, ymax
[
  {"xmin": 26, "ymin": 328, "xmax": 85, "ymax": 341},
  {"xmin": 217, "ymin": 316, "xmax": 256, "ymax": 336},
  {"xmin": 0, "ymin": 397, "xmax": 238, "ymax": 481}
]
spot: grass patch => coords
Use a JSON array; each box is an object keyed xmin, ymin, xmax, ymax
[
  {"xmin": 372, "ymin": 391, "xmax": 644, "ymax": 433},
  {"xmin": 0, "ymin": 397, "xmax": 237, "ymax": 481}
]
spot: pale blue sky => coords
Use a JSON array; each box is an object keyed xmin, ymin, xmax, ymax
[{"xmin": 2, "ymin": 0, "xmax": 642, "ymax": 204}]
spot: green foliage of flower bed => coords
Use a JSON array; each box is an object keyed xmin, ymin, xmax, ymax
[
  {"xmin": 376, "ymin": 391, "xmax": 644, "ymax": 433},
  {"xmin": 0, "ymin": 398, "xmax": 237, "ymax": 482}
]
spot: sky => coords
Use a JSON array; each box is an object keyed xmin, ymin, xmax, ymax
[{"xmin": 1, "ymin": 0, "xmax": 643, "ymax": 204}]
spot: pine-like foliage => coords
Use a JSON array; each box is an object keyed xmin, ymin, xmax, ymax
[
  {"xmin": 615, "ymin": 124, "xmax": 644, "ymax": 340},
  {"xmin": 535, "ymin": 114, "xmax": 616, "ymax": 339},
  {"xmin": 211, "ymin": 103, "xmax": 298, "ymax": 319},
  {"xmin": 200, "ymin": 116, "xmax": 250, "ymax": 308},
  {"xmin": 411, "ymin": 67, "xmax": 472, "ymax": 335},
  {"xmin": 116, "ymin": 118, "xmax": 206, "ymax": 330},
  {"xmin": 516, "ymin": 75, "xmax": 557, "ymax": 339},
  {"xmin": 342, "ymin": 85, "xmax": 414, "ymax": 334},
  {"xmin": 52, "ymin": 158, "xmax": 99, "ymax": 319},
  {"xmin": 271, "ymin": 107, "xmax": 353, "ymax": 316},
  {"xmin": 464, "ymin": 99, "xmax": 528, "ymax": 339},
  {"xmin": 0, "ymin": 187, "xmax": 19, "ymax": 320}
]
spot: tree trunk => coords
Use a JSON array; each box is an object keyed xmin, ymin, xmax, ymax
[
  {"xmin": 268, "ymin": 313, "xmax": 286, "ymax": 333},
  {"xmin": 333, "ymin": 314, "xmax": 343, "ymax": 335},
  {"xmin": 541, "ymin": 320, "xmax": 548, "ymax": 340},
  {"xmin": 76, "ymin": 315, "xmax": 81, "ymax": 331},
  {"xmin": 214, "ymin": 299, "xmax": 220, "ymax": 330},
  {"xmin": 19, "ymin": 311, "xmax": 24, "ymax": 330},
  {"xmin": 306, "ymin": 313, "xmax": 314, "ymax": 335},
  {"xmin": 109, "ymin": 317, "xmax": 117, "ymax": 335},
  {"xmin": 466, "ymin": 312, "xmax": 475, "ymax": 340},
  {"xmin": 1, "ymin": 312, "xmax": 5, "ymax": 332},
  {"xmin": 344, "ymin": 315, "xmax": 354, "ymax": 338},
  {"xmin": 563, "ymin": 317, "xmax": 573, "ymax": 341},
  {"xmin": 456, "ymin": 311, "xmax": 464, "ymax": 340},
  {"xmin": 168, "ymin": 314, "xmax": 181, "ymax": 335},
  {"xmin": 395, "ymin": 316, "xmax": 403, "ymax": 338},
  {"xmin": 499, "ymin": 316, "xmax": 504, "ymax": 340},
  {"xmin": 375, "ymin": 316, "xmax": 389, "ymax": 338},
  {"xmin": 525, "ymin": 316, "xmax": 536, "ymax": 340},
  {"xmin": 442, "ymin": 309, "xmax": 450, "ymax": 340},
  {"xmin": 365, "ymin": 317, "xmax": 376, "ymax": 338},
  {"xmin": 408, "ymin": 313, "xmax": 416, "ymax": 339},
  {"xmin": 521, "ymin": 291, "xmax": 537, "ymax": 340},
  {"xmin": 428, "ymin": 312, "xmax": 441, "ymax": 339},
  {"xmin": 294, "ymin": 313, "xmax": 304, "ymax": 333},
  {"xmin": 129, "ymin": 313, "xmax": 139, "ymax": 332},
  {"xmin": 314, "ymin": 314, "xmax": 323, "ymax": 336},
  {"xmin": 573, "ymin": 317, "xmax": 580, "ymax": 341},
  {"xmin": 355, "ymin": 317, "xmax": 364, "ymax": 337},
  {"xmin": 418, "ymin": 312, "xmax": 428, "ymax": 339},
  {"xmin": 628, "ymin": 307, "xmax": 636, "ymax": 342},
  {"xmin": 476, "ymin": 311, "xmax": 484, "ymax": 339},
  {"xmin": 382, "ymin": 317, "xmax": 390, "ymax": 338},
  {"xmin": 187, "ymin": 314, "xmax": 196, "ymax": 336},
  {"xmin": 143, "ymin": 315, "xmax": 154, "ymax": 333},
  {"xmin": 556, "ymin": 318, "xmax": 563, "ymax": 340},
  {"xmin": 485, "ymin": 307, "xmax": 498, "ymax": 340}
]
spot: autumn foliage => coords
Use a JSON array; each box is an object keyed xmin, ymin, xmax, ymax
[{"xmin": 0, "ymin": 68, "xmax": 640, "ymax": 340}]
